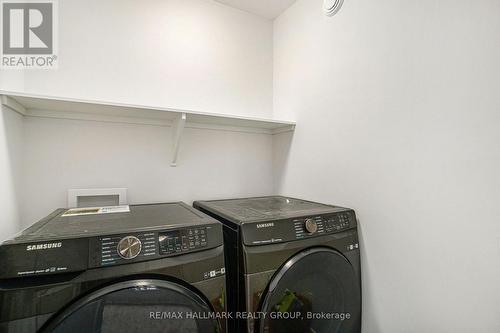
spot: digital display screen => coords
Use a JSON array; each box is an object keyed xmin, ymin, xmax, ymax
[
  {"xmin": 158, "ymin": 228, "xmax": 207, "ymax": 255},
  {"xmin": 158, "ymin": 231, "xmax": 181, "ymax": 244}
]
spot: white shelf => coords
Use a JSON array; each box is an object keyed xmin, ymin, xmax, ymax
[
  {"xmin": 0, "ymin": 90, "xmax": 295, "ymax": 166},
  {"xmin": 0, "ymin": 90, "xmax": 295, "ymax": 133}
]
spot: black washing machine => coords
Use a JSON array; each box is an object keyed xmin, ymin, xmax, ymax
[
  {"xmin": 194, "ymin": 196, "xmax": 361, "ymax": 333},
  {"xmin": 0, "ymin": 203, "xmax": 227, "ymax": 333}
]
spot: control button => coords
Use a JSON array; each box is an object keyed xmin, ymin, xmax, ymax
[
  {"xmin": 117, "ymin": 236, "xmax": 142, "ymax": 259},
  {"xmin": 304, "ymin": 219, "xmax": 318, "ymax": 234}
]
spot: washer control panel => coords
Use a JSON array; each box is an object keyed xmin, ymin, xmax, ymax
[
  {"xmin": 100, "ymin": 232, "xmax": 156, "ymax": 266},
  {"xmin": 97, "ymin": 227, "xmax": 211, "ymax": 266},
  {"xmin": 304, "ymin": 218, "xmax": 319, "ymax": 234},
  {"xmin": 159, "ymin": 227, "xmax": 207, "ymax": 255},
  {"xmin": 117, "ymin": 236, "xmax": 142, "ymax": 259},
  {"xmin": 71, "ymin": 223, "xmax": 221, "ymax": 269}
]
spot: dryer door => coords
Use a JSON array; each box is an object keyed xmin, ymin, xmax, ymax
[
  {"xmin": 41, "ymin": 279, "xmax": 220, "ymax": 333},
  {"xmin": 258, "ymin": 248, "xmax": 361, "ymax": 333}
]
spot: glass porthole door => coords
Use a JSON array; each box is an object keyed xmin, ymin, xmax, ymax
[
  {"xmin": 41, "ymin": 279, "xmax": 220, "ymax": 333},
  {"xmin": 258, "ymin": 248, "xmax": 361, "ymax": 333}
]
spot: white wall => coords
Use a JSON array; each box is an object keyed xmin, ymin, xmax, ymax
[
  {"xmin": 0, "ymin": 0, "xmax": 276, "ymax": 232},
  {"xmin": 274, "ymin": 0, "xmax": 500, "ymax": 332},
  {"xmin": 21, "ymin": 117, "xmax": 274, "ymax": 228},
  {"xmin": 0, "ymin": 106, "xmax": 23, "ymax": 241},
  {"xmin": 0, "ymin": 0, "xmax": 274, "ymax": 118}
]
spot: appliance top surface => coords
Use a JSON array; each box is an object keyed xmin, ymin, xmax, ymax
[
  {"xmin": 4, "ymin": 202, "xmax": 217, "ymax": 243},
  {"xmin": 195, "ymin": 196, "xmax": 349, "ymax": 224}
]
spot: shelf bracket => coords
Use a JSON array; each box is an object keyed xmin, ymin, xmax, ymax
[
  {"xmin": 0, "ymin": 95, "xmax": 27, "ymax": 115},
  {"xmin": 170, "ymin": 112, "xmax": 186, "ymax": 167}
]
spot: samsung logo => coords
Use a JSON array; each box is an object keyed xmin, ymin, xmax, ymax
[
  {"xmin": 256, "ymin": 222, "xmax": 275, "ymax": 229},
  {"xmin": 26, "ymin": 242, "xmax": 62, "ymax": 251}
]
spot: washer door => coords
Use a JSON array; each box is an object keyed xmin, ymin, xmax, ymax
[
  {"xmin": 41, "ymin": 279, "xmax": 219, "ymax": 333},
  {"xmin": 258, "ymin": 248, "xmax": 361, "ymax": 333}
]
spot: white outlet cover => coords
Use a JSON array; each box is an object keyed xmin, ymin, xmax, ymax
[{"xmin": 324, "ymin": 0, "xmax": 344, "ymax": 16}]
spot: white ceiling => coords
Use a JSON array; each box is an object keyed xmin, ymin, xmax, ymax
[{"xmin": 213, "ymin": 0, "xmax": 297, "ymax": 19}]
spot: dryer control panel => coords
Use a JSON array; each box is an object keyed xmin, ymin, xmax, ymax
[
  {"xmin": 241, "ymin": 210, "xmax": 357, "ymax": 246},
  {"xmin": 294, "ymin": 212, "xmax": 352, "ymax": 239}
]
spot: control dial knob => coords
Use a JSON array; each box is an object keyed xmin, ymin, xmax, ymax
[
  {"xmin": 304, "ymin": 219, "xmax": 318, "ymax": 234},
  {"xmin": 117, "ymin": 236, "xmax": 142, "ymax": 259}
]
